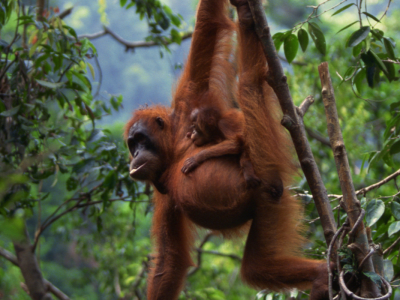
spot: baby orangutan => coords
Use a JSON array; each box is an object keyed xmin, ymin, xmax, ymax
[{"xmin": 181, "ymin": 106, "xmax": 261, "ymax": 188}]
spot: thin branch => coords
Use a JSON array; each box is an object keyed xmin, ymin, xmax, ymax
[
  {"xmin": 356, "ymin": 0, "xmax": 363, "ymax": 28},
  {"xmin": 378, "ymin": 0, "xmax": 392, "ymax": 22},
  {"xmin": 0, "ymin": 247, "xmax": 71, "ymax": 300},
  {"xmin": 298, "ymin": 95, "xmax": 315, "ymax": 117},
  {"xmin": 305, "ymin": 127, "xmax": 331, "ymax": 147},
  {"xmin": 357, "ymin": 169, "xmax": 400, "ymax": 196},
  {"xmin": 187, "ymin": 232, "xmax": 214, "ymax": 277},
  {"xmin": 299, "ymin": 169, "xmax": 400, "ymax": 203},
  {"xmin": 196, "ymin": 249, "xmax": 242, "ymax": 261},
  {"xmin": 278, "ymin": 54, "xmax": 307, "ymax": 66},
  {"xmin": 383, "ymin": 236, "xmax": 400, "ymax": 256},
  {"xmin": 78, "ymin": 26, "xmax": 193, "ymax": 51},
  {"xmin": 294, "ymin": 0, "xmax": 348, "ymax": 30}
]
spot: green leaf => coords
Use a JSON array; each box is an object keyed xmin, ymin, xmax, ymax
[
  {"xmin": 383, "ymin": 61, "xmax": 395, "ymax": 82},
  {"xmin": 0, "ymin": 105, "xmax": 20, "ymax": 117},
  {"xmin": 391, "ymin": 202, "xmax": 400, "ymax": 220},
  {"xmin": 87, "ymin": 62, "xmax": 95, "ymax": 79},
  {"xmin": 352, "ymin": 42, "xmax": 363, "ymax": 57},
  {"xmin": 284, "ymin": 34, "xmax": 299, "ymax": 63},
  {"xmin": 332, "ymin": 3, "xmax": 355, "ymax": 16},
  {"xmin": 272, "ymin": 32, "xmax": 285, "ymax": 51},
  {"xmin": 369, "ymin": 49, "xmax": 388, "ymax": 74},
  {"xmin": 371, "ymin": 29, "xmax": 384, "ymax": 41},
  {"xmin": 297, "ymin": 28, "xmax": 309, "ymax": 52},
  {"xmin": 388, "ymin": 221, "xmax": 400, "ymax": 237},
  {"xmin": 347, "ymin": 26, "xmax": 370, "ymax": 47},
  {"xmin": 353, "ymin": 68, "xmax": 365, "ymax": 94},
  {"xmin": 390, "ymin": 140, "xmax": 400, "ymax": 155},
  {"xmin": 365, "ymin": 199, "xmax": 385, "ymax": 226},
  {"xmin": 362, "ymin": 12, "xmax": 380, "ymax": 23},
  {"xmin": 343, "ymin": 264, "xmax": 355, "ymax": 274},
  {"xmin": 337, "ymin": 21, "xmax": 358, "ymax": 34},
  {"xmin": 363, "ymin": 272, "xmax": 382, "ymax": 288},
  {"xmin": 88, "ymin": 129, "xmax": 105, "ymax": 142},
  {"xmin": 383, "ymin": 37, "xmax": 396, "ymax": 60},
  {"xmin": 36, "ymin": 79, "xmax": 65, "ymax": 89},
  {"xmin": 72, "ymin": 158, "xmax": 96, "ymax": 174},
  {"xmin": 308, "ymin": 22, "xmax": 326, "ymax": 55},
  {"xmin": 66, "ymin": 176, "xmax": 78, "ymax": 191},
  {"xmin": 120, "ymin": 0, "xmax": 127, "ymax": 7}
]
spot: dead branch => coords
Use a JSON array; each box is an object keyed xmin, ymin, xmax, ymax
[
  {"xmin": 298, "ymin": 95, "xmax": 315, "ymax": 117},
  {"xmin": 78, "ymin": 27, "xmax": 193, "ymax": 51},
  {"xmin": 318, "ymin": 62, "xmax": 381, "ymax": 298}
]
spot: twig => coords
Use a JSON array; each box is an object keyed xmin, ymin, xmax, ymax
[
  {"xmin": 308, "ymin": 204, "xmax": 340, "ymax": 224},
  {"xmin": 196, "ymin": 249, "xmax": 242, "ymax": 261},
  {"xmin": 78, "ymin": 26, "xmax": 193, "ymax": 51},
  {"xmin": 356, "ymin": 0, "xmax": 363, "ymax": 28},
  {"xmin": 132, "ymin": 259, "xmax": 149, "ymax": 296},
  {"xmin": 278, "ymin": 54, "xmax": 307, "ymax": 66},
  {"xmin": 294, "ymin": 0, "xmax": 348, "ymax": 30},
  {"xmin": 0, "ymin": 247, "xmax": 71, "ymax": 300},
  {"xmin": 298, "ymin": 170, "xmax": 400, "ymax": 202},
  {"xmin": 378, "ymin": 0, "xmax": 392, "ymax": 23},
  {"xmin": 187, "ymin": 232, "xmax": 214, "ymax": 276},
  {"xmin": 305, "ymin": 127, "xmax": 331, "ymax": 147},
  {"xmin": 383, "ymin": 235, "xmax": 400, "ymax": 256},
  {"xmin": 327, "ymin": 225, "xmax": 345, "ymax": 300},
  {"xmin": 357, "ymin": 169, "xmax": 400, "ymax": 196},
  {"xmin": 298, "ymin": 95, "xmax": 315, "ymax": 117}
]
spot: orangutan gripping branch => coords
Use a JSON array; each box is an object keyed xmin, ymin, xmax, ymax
[{"xmin": 124, "ymin": 0, "xmax": 332, "ymax": 299}]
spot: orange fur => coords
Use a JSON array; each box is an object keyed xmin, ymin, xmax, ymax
[{"xmin": 124, "ymin": 1, "xmax": 331, "ymax": 299}]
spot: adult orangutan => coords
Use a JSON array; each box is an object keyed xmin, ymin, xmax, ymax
[{"xmin": 124, "ymin": 0, "xmax": 331, "ymax": 299}]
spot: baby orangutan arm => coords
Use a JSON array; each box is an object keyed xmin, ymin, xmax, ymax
[{"xmin": 181, "ymin": 139, "xmax": 240, "ymax": 174}]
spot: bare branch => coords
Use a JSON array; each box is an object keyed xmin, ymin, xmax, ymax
[
  {"xmin": 383, "ymin": 236, "xmax": 400, "ymax": 256},
  {"xmin": 196, "ymin": 249, "xmax": 242, "ymax": 261},
  {"xmin": 187, "ymin": 232, "xmax": 214, "ymax": 277},
  {"xmin": 305, "ymin": 127, "xmax": 331, "ymax": 147},
  {"xmin": 298, "ymin": 95, "xmax": 315, "ymax": 117},
  {"xmin": 358, "ymin": 169, "xmax": 400, "ymax": 196},
  {"xmin": 78, "ymin": 26, "xmax": 193, "ymax": 51},
  {"xmin": 319, "ymin": 62, "xmax": 380, "ymax": 297},
  {"xmin": 378, "ymin": 0, "xmax": 392, "ymax": 23}
]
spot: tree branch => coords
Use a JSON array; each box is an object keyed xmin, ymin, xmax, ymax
[
  {"xmin": 0, "ymin": 247, "xmax": 71, "ymax": 300},
  {"xmin": 318, "ymin": 62, "xmax": 381, "ymax": 298},
  {"xmin": 358, "ymin": 169, "xmax": 400, "ymax": 196},
  {"xmin": 305, "ymin": 127, "xmax": 331, "ymax": 147},
  {"xmin": 12, "ymin": 227, "xmax": 53, "ymax": 300},
  {"xmin": 78, "ymin": 26, "xmax": 193, "ymax": 51},
  {"xmin": 383, "ymin": 236, "xmax": 400, "ymax": 256}
]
